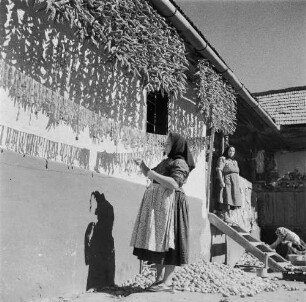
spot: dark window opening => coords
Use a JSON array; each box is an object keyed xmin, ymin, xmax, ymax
[{"xmin": 146, "ymin": 91, "xmax": 168, "ymax": 135}]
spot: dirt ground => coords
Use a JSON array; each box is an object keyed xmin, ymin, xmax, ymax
[{"xmin": 33, "ymin": 272, "xmax": 306, "ymax": 302}]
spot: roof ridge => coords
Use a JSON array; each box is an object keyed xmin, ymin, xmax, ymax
[{"xmin": 253, "ymin": 85, "xmax": 306, "ymax": 97}]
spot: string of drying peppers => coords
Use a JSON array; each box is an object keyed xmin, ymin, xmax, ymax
[
  {"xmin": 1, "ymin": 1, "xmax": 238, "ymax": 139},
  {"xmin": 43, "ymin": 0, "xmax": 237, "ymax": 133},
  {"xmin": 195, "ymin": 59, "xmax": 237, "ymax": 134},
  {"xmin": 42, "ymin": 0, "xmax": 188, "ymax": 98},
  {"xmin": 3, "ymin": 125, "xmax": 90, "ymax": 168}
]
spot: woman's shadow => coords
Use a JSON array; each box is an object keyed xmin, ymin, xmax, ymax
[{"xmin": 84, "ymin": 191, "xmax": 115, "ymax": 291}]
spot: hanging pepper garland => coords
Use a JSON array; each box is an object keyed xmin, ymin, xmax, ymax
[
  {"xmin": 1, "ymin": 1, "xmax": 239, "ymax": 156},
  {"xmin": 41, "ymin": 0, "xmax": 237, "ymax": 130},
  {"xmin": 94, "ymin": 133, "xmax": 209, "ymax": 176},
  {"xmin": 0, "ymin": 59, "xmax": 149, "ymax": 146},
  {"xmin": 0, "ymin": 125, "xmax": 5, "ymax": 146},
  {"xmin": 3, "ymin": 125, "xmax": 90, "ymax": 169},
  {"xmin": 0, "ymin": 59, "xmax": 212, "ymax": 156},
  {"xmin": 41, "ymin": 0, "xmax": 237, "ymax": 133},
  {"xmin": 0, "ymin": 123, "xmax": 207, "ymax": 175},
  {"xmin": 108, "ymin": 133, "xmax": 167, "ymax": 176},
  {"xmin": 41, "ymin": 0, "xmax": 188, "ymax": 98},
  {"xmin": 195, "ymin": 59, "xmax": 237, "ymax": 134}
]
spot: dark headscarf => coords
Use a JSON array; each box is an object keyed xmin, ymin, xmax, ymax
[
  {"xmin": 168, "ymin": 132, "xmax": 195, "ymax": 171},
  {"xmin": 222, "ymin": 145, "xmax": 236, "ymax": 159}
]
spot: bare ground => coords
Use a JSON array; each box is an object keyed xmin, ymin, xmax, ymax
[{"xmin": 34, "ymin": 272, "xmax": 306, "ymax": 302}]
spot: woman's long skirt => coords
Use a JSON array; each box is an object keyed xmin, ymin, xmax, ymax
[
  {"xmin": 133, "ymin": 190, "xmax": 189, "ymax": 266},
  {"xmin": 218, "ymin": 172, "xmax": 242, "ymax": 210}
]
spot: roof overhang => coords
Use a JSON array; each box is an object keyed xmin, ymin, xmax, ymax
[{"xmin": 148, "ymin": 0, "xmax": 280, "ymax": 132}]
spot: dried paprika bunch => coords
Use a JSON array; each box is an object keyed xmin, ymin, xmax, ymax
[
  {"xmin": 195, "ymin": 59, "xmax": 237, "ymax": 134},
  {"xmin": 44, "ymin": 0, "xmax": 188, "ymax": 98}
]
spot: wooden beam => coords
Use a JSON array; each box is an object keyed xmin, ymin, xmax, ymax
[
  {"xmin": 208, "ymin": 213, "xmax": 288, "ymax": 272},
  {"xmin": 206, "ymin": 127, "xmax": 215, "ymax": 209}
]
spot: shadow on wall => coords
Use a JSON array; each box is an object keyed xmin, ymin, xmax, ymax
[
  {"xmin": 0, "ymin": 1, "xmax": 145, "ymax": 137},
  {"xmin": 85, "ymin": 191, "xmax": 115, "ymax": 291}
]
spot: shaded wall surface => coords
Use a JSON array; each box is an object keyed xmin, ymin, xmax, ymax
[
  {"xmin": 0, "ymin": 150, "xmax": 205, "ymax": 302},
  {"xmin": 275, "ymin": 150, "xmax": 306, "ymax": 175}
]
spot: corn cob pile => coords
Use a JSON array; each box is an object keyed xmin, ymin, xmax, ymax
[
  {"xmin": 235, "ymin": 252, "xmax": 265, "ymax": 268},
  {"xmin": 118, "ymin": 259, "xmax": 279, "ymax": 297}
]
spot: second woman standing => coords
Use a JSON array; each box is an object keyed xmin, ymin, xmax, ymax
[{"xmin": 216, "ymin": 145, "xmax": 242, "ymax": 225}]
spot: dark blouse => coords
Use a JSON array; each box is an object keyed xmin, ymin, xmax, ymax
[{"xmin": 152, "ymin": 158, "xmax": 190, "ymax": 187}]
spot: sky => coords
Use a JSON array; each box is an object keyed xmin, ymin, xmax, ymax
[{"xmin": 176, "ymin": 0, "xmax": 306, "ymax": 93}]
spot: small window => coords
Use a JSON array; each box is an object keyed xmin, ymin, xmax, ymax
[{"xmin": 146, "ymin": 91, "xmax": 168, "ymax": 135}]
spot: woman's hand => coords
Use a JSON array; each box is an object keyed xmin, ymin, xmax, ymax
[
  {"xmin": 220, "ymin": 181, "xmax": 226, "ymax": 188},
  {"xmin": 147, "ymin": 170, "xmax": 178, "ymax": 190},
  {"xmin": 147, "ymin": 170, "xmax": 154, "ymax": 180},
  {"xmin": 270, "ymin": 236, "xmax": 282, "ymax": 250},
  {"xmin": 133, "ymin": 158, "xmax": 142, "ymax": 166},
  {"xmin": 217, "ymin": 169, "xmax": 225, "ymax": 188},
  {"xmin": 134, "ymin": 159, "xmax": 150, "ymax": 176}
]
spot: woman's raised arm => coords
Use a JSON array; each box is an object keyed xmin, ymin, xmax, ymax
[{"xmin": 147, "ymin": 170, "xmax": 179, "ymax": 190}]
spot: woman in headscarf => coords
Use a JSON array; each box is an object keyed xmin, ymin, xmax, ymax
[
  {"xmin": 216, "ymin": 145, "xmax": 242, "ymax": 225},
  {"xmin": 131, "ymin": 132, "xmax": 195, "ymax": 292}
]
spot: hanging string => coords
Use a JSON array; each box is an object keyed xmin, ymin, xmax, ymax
[
  {"xmin": 0, "ymin": 60, "xmax": 207, "ymax": 149},
  {"xmin": 0, "ymin": 60, "xmax": 149, "ymax": 147},
  {"xmin": 1, "ymin": 125, "xmax": 90, "ymax": 169},
  {"xmin": 0, "ymin": 125, "xmax": 5, "ymax": 145},
  {"xmin": 0, "ymin": 60, "xmax": 210, "ymax": 175}
]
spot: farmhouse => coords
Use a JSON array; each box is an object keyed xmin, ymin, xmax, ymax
[{"xmin": 0, "ymin": 1, "xmax": 285, "ymax": 301}]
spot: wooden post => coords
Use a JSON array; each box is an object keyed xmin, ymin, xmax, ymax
[
  {"xmin": 206, "ymin": 127, "xmax": 215, "ymax": 209},
  {"xmin": 250, "ymin": 132, "xmax": 258, "ymax": 183},
  {"xmin": 222, "ymin": 134, "xmax": 229, "ymax": 154},
  {"xmin": 139, "ymin": 260, "xmax": 143, "ymax": 274},
  {"xmin": 221, "ymin": 135, "xmax": 224, "ymax": 155}
]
